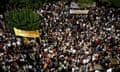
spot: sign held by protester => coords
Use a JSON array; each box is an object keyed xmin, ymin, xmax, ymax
[
  {"xmin": 69, "ymin": 8, "xmax": 89, "ymax": 14},
  {"xmin": 14, "ymin": 27, "xmax": 39, "ymax": 38}
]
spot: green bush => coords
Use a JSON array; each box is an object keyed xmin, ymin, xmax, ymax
[{"xmin": 4, "ymin": 8, "xmax": 40, "ymax": 31}]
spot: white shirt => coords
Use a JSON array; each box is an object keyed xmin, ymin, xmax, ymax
[
  {"xmin": 95, "ymin": 70, "xmax": 100, "ymax": 72},
  {"xmin": 107, "ymin": 68, "xmax": 112, "ymax": 72}
]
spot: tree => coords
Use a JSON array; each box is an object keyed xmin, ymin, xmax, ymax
[
  {"xmin": 0, "ymin": 0, "xmax": 11, "ymax": 14},
  {"xmin": 72, "ymin": 0, "xmax": 95, "ymax": 7},
  {"xmin": 111, "ymin": 0, "xmax": 120, "ymax": 7},
  {"xmin": 98, "ymin": 0, "xmax": 120, "ymax": 7},
  {"xmin": 4, "ymin": 8, "xmax": 40, "ymax": 32},
  {"xmin": 8, "ymin": 0, "xmax": 46, "ymax": 9},
  {"xmin": 100, "ymin": 0, "xmax": 112, "ymax": 6},
  {"xmin": 0, "ymin": 0, "xmax": 47, "ymax": 14}
]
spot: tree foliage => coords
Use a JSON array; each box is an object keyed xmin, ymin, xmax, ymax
[
  {"xmin": 4, "ymin": 8, "xmax": 40, "ymax": 31},
  {"xmin": 72, "ymin": 0, "xmax": 95, "ymax": 7},
  {"xmin": 72, "ymin": 0, "xmax": 94, "ymax": 3},
  {"xmin": 0, "ymin": 0, "xmax": 47, "ymax": 14},
  {"xmin": 0, "ymin": 0, "xmax": 10, "ymax": 14},
  {"xmin": 78, "ymin": 0, "xmax": 94, "ymax": 4},
  {"xmin": 100, "ymin": 0, "xmax": 111, "ymax": 6},
  {"xmin": 99, "ymin": 0, "xmax": 120, "ymax": 7},
  {"xmin": 111, "ymin": 0, "xmax": 120, "ymax": 7},
  {"xmin": 9, "ymin": 0, "xmax": 46, "ymax": 9}
]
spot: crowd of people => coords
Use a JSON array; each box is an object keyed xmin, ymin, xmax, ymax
[{"xmin": 0, "ymin": 0, "xmax": 120, "ymax": 72}]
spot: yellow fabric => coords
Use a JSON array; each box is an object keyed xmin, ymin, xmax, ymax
[{"xmin": 14, "ymin": 27, "xmax": 39, "ymax": 38}]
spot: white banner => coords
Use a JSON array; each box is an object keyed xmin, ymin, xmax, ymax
[{"xmin": 70, "ymin": 9, "xmax": 89, "ymax": 14}]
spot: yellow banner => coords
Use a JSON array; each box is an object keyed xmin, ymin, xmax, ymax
[{"xmin": 14, "ymin": 27, "xmax": 39, "ymax": 38}]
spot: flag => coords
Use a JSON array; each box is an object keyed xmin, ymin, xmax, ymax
[{"xmin": 14, "ymin": 27, "xmax": 39, "ymax": 38}]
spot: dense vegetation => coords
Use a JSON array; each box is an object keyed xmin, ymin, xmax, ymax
[
  {"xmin": 1, "ymin": 0, "xmax": 44, "ymax": 31},
  {"xmin": 4, "ymin": 8, "xmax": 40, "ymax": 31},
  {"xmin": 0, "ymin": 0, "xmax": 46, "ymax": 13}
]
